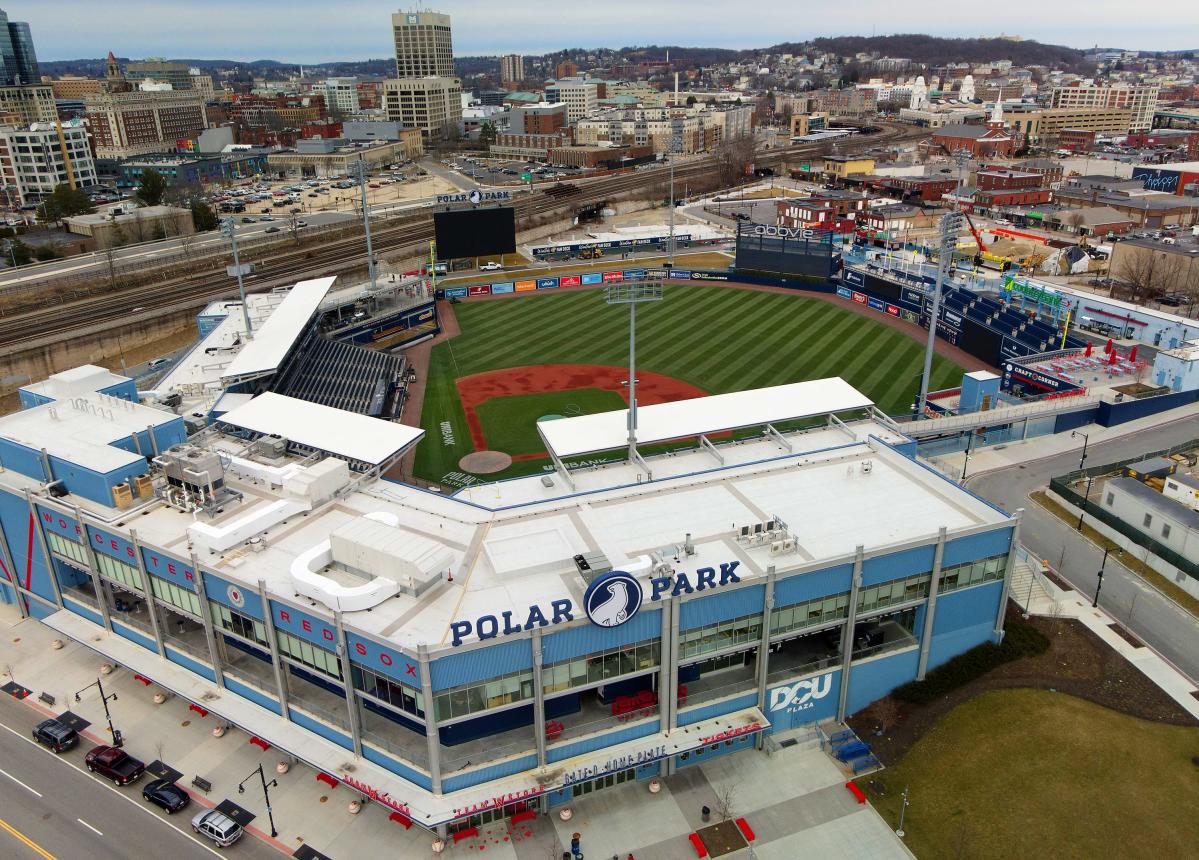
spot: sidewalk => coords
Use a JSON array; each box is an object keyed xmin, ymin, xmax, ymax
[
  {"xmin": 0, "ymin": 603, "xmax": 913, "ymax": 859},
  {"xmin": 1008, "ymin": 552, "xmax": 1199, "ymax": 722},
  {"xmin": 924, "ymin": 396, "xmax": 1199, "ymax": 480}
]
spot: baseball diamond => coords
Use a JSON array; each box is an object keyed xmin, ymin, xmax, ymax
[{"xmin": 415, "ymin": 284, "xmax": 964, "ymax": 483}]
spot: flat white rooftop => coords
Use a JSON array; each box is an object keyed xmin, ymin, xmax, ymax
[
  {"xmin": 538, "ymin": 378, "xmax": 875, "ymax": 459},
  {"xmin": 220, "ymin": 276, "xmax": 335, "ymax": 382},
  {"xmin": 22, "ymin": 364, "xmax": 127, "ymax": 400},
  {"xmin": 216, "ymin": 392, "xmax": 423, "ymax": 466}
]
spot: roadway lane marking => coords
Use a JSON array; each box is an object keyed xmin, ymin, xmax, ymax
[
  {"xmin": 76, "ymin": 819, "xmax": 102, "ymax": 837},
  {"xmin": 0, "ymin": 766, "xmax": 42, "ymax": 797},
  {"xmin": 0, "ymin": 817, "xmax": 57, "ymax": 859}
]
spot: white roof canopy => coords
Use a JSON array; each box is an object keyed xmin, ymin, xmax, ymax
[
  {"xmin": 537, "ymin": 378, "xmax": 874, "ymax": 459},
  {"xmin": 221, "ymin": 277, "xmax": 335, "ymax": 382},
  {"xmin": 217, "ymin": 392, "xmax": 423, "ymax": 466}
]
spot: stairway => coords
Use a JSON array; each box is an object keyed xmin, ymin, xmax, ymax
[{"xmin": 1009, "ymin": 555, "xmax": 1054, "ymax": 612}]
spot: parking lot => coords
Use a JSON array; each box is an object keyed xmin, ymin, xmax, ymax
[{"xmin": 442, "ymin": 155, "xmax": 591, "ymax": 186}]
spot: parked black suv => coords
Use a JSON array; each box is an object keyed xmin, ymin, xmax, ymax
[
  {"xmin": 32, "ymin": 718, "xmax": 79, "ymax": 753},
  {"xmin": 142, "ymin": 779, "xmax": 190, "ymax": 814}
]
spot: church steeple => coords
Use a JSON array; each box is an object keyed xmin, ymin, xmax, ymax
[
  {"xmin": 988, "ymin": 98, "xmax": 1005, "ymax": 128},
  {"xmin": 105, "ymin": 51, "xmax": 121, "ymax": 81}
]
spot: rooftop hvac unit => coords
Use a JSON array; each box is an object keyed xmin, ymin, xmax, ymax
[
  {"xmin": 46, "ymin": 480, "xmax": 68, "ymax": 498},
  {"xmin": 769, "ymin": 540, "xmax": 785, "ymax": 555},
  {"xmin": 112, "ymin": 482, "xmax": 134, "ymax": 509},
  {"xmin": 134, "ymin": 474, "xmax": 154, "ymax": 498},
  {"xmin": 861, "ymin": 460, "xmax": 873, "ymax": 474},
  {"xmin": 255, "ymin": 435, "xmax": 288, "ymax": 459}
]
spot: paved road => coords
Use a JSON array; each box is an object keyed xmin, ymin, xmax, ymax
[
  {"xmin": 967, "ymin": 414, "xmax": 1199, "ymax": 683},
  {"xmin": 0, "ymin": 695, "xmax": 277, "ymax": 860}
]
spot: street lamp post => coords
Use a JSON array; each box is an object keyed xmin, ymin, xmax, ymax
[
  {"xmin": 896, "ymin": 785, "xmax": 910, "ymax": 837},
  {"xmin": 239, "ymin": 763, "xmax": 279, "ymax": 838},
  {"xmin": 348, "ymin": 159, "xmax": 378, "ymax": 292},
  {"xmin": 1093, "ymin": 546, "xmax": 1120, "ymax": 608},
  {"xmin": 917, "ymin": 211, "xmax": 964, "ymax": 418},
  {"xmin": 667, "ymin": 134, "xmax": 682, "ymax": 267},
  {"xmin": 75, "ymin": 678, "xmax": 122, "ymax": 747},
  {"xmin": 960, "ymin": 430, "xmax": 974, "ymax": 482},
  {"xmin": 1077, "ymin": 475, "xmax": 1095, "ymax": 531},
  {"xmin": 1071, "ymin": 430, "xmax": 1090, "ymax": 473},
  {"xmin": 219, "ymin": 218, "xmax": 254, "ymax": 339}
]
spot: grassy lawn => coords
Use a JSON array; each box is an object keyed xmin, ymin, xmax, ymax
[
  {"xmin": 413, "ymin": 284, "xmax": 965, "ymax": 484},
  {"xmin": 474, "ymin": 388, "xmax": 626, "ymax": 456},
  {"xmin": 867, "ymin": 689, "xmax": 1199, "ymax": 859}
]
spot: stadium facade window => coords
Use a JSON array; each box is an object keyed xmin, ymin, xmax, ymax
[
  {"xmin": 95, "ymin": 552, "xmax": 145, "ymax": 593},
  {"xmin": 770, "ymin": 592, "xmax": 850, "ymax": 637},
  {"xmin": 211, "ymin": 603, "xmax": 269, "ymax": 648},
  {"xmin": 541, "ymin": 639, "xmax": 661, "ymax": 694},
  {"xmin": 679, "ymin": 613, "xmax": 762, "ymax": 660},
  {"xmin": 277, "ymin": 630, "xmax": 342, "ymax": 680},
  {"xmin": 46, "ymin": 532, "xmax": 89, "ymax": 567},
  {"xmin": 938, "ymin": 554, "xmax": 1007, "ymax": 594},
  {"xmin": 150, "ymin": 575, "xmax": 202, "ymax": 617},
  {"xmin": 433, "ymin": 668, "xmax": 533, "ymax": 721},
  {"xmin": 352, "ymin": 665, "xmax": 425, "ymax": 718},
  {"xmin": 858, "ymin": 573, "xmax": 932, "ymax": 615}
]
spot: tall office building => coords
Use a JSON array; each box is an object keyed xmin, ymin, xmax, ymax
[
  {"xmin": 1050, "ymin": 83, "xmax": 1159, "ymax": 133},
  {"xmin": 125, "ymin": 60, "xmax": 194, "ymax": 91},
  {"xmin": 0, "ymin": 8, "xmax": 39, "ymax": 86},
  {"xmin": 391, "ymin": 10, "xmax": 454, "ymax": 78},
  {"xmin": 499, "ymin": 54, "xmax": 523, "ymax": 86}
]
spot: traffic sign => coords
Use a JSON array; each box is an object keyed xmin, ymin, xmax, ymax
[{"xmin": 520, "ymin": 172, "xmax": 531, "ymax": 182}]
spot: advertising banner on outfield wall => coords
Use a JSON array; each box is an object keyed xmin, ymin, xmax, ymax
[
  {"xmin": 468, "ymin": 285, "xmax": 491, "ymax": 297},
  {"xmin": 491, "ymin": 282, "xmax": 514, "ymax": 294},
  {"xmin": 624, "ymin": 269, "xmax": 647, "ymax": 281},
  {"xmin": 445, "ymin": 287, "xmax": 468, "ymax": 298},
  {"xmin": 537, "ymin": 277, "xmax": 559, "ymax": 289},
  {"xmin": 580, "ymin": 273, "xmax": 602, "ymax": 285},
  {"xmin": 559, "ymin": 275, "xmax": 582, "ymax": 287},
  {"xmin": 670, "ymin": 271, "xmax": 691, "ymax": 280},
  {"xmin": 602, "ymin": 271, "xmax": 624, "ymax": 282},
  {"xmin": 837, "ymin": 286, "xmax": 852, "ymax": 299},
  {"xmin": 515, "ymin": 280, "xmax": 537, "ymax": 292}
]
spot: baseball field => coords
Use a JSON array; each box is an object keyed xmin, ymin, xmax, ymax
[{"xmin": 414, "ymin": 284, "xmax": 965, "ymax": 487}]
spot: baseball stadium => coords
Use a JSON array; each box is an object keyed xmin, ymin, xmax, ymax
[{"xmin": 0, "ymin": 205, "xmax": 1022, "ymax": 851}]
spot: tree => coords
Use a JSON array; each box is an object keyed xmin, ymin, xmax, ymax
[
  {"xmin": 5, "ymin": 239, "xmax": 32, "ymax": 266},
  {"xmin": 685, "ymin": 94, "xmax": 697, "ymax": 106},
  {"xmin": 712, "ymin": 780, "xmax": 739, "ymax": 822},
  {"xmin": 712, "ymin": 134, "xmax": 757, "ymax": 186},
  {"xmin": 135, "ymin": 168, "xmax": 168, "ymax": 207},
  {"xmin": 478, "ymin": 121, "xmax": 497, "ymax": 151},
  {"xmin": 35, "ymin": 184, "xmax": 94, "ymax": 225},
  {"xmin": 189, "ymin": 200, "xmax": 219, "ymax": 232},
  {"xmin": 1113, "ymin": 245, "xmax": 1187, "ymax": 303}
]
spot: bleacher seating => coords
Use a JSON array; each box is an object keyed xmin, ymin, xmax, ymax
[{"xmin": 272, "ymin": 331, "xmax": 408, "ymax": 419}]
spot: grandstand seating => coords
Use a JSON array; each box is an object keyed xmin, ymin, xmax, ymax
[{"xmin": 272, "ymin": 330, "xmax": 408, "ymax": 419}]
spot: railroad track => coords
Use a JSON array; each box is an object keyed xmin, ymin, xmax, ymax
[{"xmin": 1, "ymin": 125, "xmax": 920, "ymax": 349}]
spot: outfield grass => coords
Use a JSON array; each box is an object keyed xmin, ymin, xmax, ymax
[
  {"xmin": 867, "ymin": 689, "xmax": 1199, "ymax": 859},
  {"xmin": 415, "ymin": 284, "xmax": 964, "ymax": 484},
  {"xmin": 474, "ymin": 388, "xmax": 626, "ymax": 456}
]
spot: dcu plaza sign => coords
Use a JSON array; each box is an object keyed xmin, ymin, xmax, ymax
[{"xmin": 449, "ymin": 562, "xmax": 743, "ymax": 647}]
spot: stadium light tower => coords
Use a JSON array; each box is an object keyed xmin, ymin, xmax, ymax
[
  {"xmin": 348, "ymin": 158, "xmax": 378, "ymax": 291},
  {"xmin": 219, "ymin": 218, "xmax": 254, "ymax": 339},
  {"xmin": 667, "ymin": 133, "xmax": 683, "ymax": 266},
  {"xmin": 916, "ymin": 211, "xmax": 964, "ymax": 417},
  {"xmin": 605, "ymin": 279, "xmax": 664, "ymax": 464}
]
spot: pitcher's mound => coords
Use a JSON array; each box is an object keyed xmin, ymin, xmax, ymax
[{"xmin": 460, "ymin": 450, "xmax": 513, "ymax": 474}]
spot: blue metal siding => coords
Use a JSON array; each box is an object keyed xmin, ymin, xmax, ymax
[
  {"xmin": 63, "ymin": 597, "xmax": 103, "ymax": 626},
  {"xmin": 288, "ymin": 707, "xmax": 353, "ymax": 751},
  {"xmin": 927, "ymin": 581, "xmax": 1003, "ymax": 669},
  {"xmin": 862, "ymin": 544, "xmax": 935, "ymax": 586},
  {"xmin": 773, "ymin": 564, "xmax": 853, "ymax": 607},
  {"xmin": 204, "ymin": 571, "xmax": 262, "ymax": 616},
  {"xmin": 271, "ymin": 601, "xmax": 339, "ymax": 650},
  {"xmin": 346, "ymin": 634, "xmax": 420, "ymax": 689},
  {"xmin": 0, "ymin": 491, "xmax": 55, "ymax": 604},
  {"xmin": 942, "ymin": 528, "xmax": 1013, "ymax": 567},
  {"xmin": 430, "ymin": 638, "xmax": 533, "ymax": 691},
  {"xmin": 165, "ymin": 647, "xmax": 216, "ymax": 681},
  {"xmin": 441, "ymin": 754, "xmax": 539, "ymax": 793},
  {"xmin": 142, "ymin": 549, "xmax": 198, "ymax": 592},
  {"xmin": 542, "ymin": 610, "xmax": 661, "ymax": 664},
  {"xmin": 0, "ymin": 437, "xmax": 47, "ymax": 481},
  {"xmin": 546, "ymin": 720, "xmax": 661, "ymax": 764},
  {"xmin": 677, "ymin": 692, "xmax": 758, "ymax": 727},
  {"xmin": 223, "ymin": 675, "xmax": 282, "ymax": 715},
  {"xmin": 361, "ymin": 744, "xmax": 432, "ymax": 791},
  {"xmin": 765, "ymin": 669, "xmax": 841, "ymax": 732},
  {"xmin": 679, "ymin": 584, "xmax": 764, "ymax": 630},
  {"xmin": 845, "ymin": 647, "xmax": 919, "ymax": 715},
  {"xmin": 112, "ymin": 619, "xmax": 157, "ymax": 652}
]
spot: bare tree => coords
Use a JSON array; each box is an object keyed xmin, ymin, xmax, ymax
[
  {"xmin": 1063, "ymin": 211, "xmax": 1086, "ymax": 234},
  {"xmin": 873, "ymin": 697, "xmax": 902, "ymax": 736},
  {"xmin": 1113, "ymin": 245, "xmax": 1187, "ymax": 303},
  {"xmin": 712, "ymin": 135, "xmax": 757, "ymax": 187},
  {"xmin": 1049, "ymin": 598, "xmax": 1067, "ymax": 633},
  {"xmin": 1125, "ymin": 591, "xmax": 1140, "ymax": 624},
  {"xmin": 712, "ymin": 779, "xmax": 739, "ymax": 822}
]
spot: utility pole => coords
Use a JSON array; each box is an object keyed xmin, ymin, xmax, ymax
[
  {"xmin": 220, "ymin": 218, "xmax": 254, "ymax": 339},
  {"xmin": 349, "ymin": 158, "xmax": 378, "ymax": 291},
  {"xmin": 667, "ymin": 133, "xmax": 682, "ymax": 266}
]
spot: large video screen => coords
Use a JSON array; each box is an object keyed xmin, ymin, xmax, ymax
[{"xmin": 433, "ymin": 207, "xmax": 516, "ymax": 260}]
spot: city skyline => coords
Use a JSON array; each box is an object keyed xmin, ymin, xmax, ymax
[{"xmin": 11, "ymin": 0, "xmax": 1197, "ymax": 64}]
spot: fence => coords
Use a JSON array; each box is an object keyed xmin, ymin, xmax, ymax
[{"xmin": 1049, "ymin": 439, "xmax": 1199, "ymax": 582}]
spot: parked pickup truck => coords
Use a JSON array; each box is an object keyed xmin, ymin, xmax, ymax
[{"xmin": 84, "ymin": 745, "xmax": 145, "ymax": 786}]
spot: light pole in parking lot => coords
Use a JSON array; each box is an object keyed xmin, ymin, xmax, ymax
[
  {"xmin": 75, "ymin": 677, "xmax": 122, "ymax": 747},
  {"xmin": 239, "ymin": 763, "xmax": 279, "ymax": 838},
  {"xmin": 348, "ymin": 158, "xmax": 378, "ymax": 291},
  {"xmin": 220, "ymin": 217, "xmax": 254, "ymax": 339}
]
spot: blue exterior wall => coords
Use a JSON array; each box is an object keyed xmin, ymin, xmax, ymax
[
  {"xmin": 680, "ymin": 584, "xmax": 764, "ymax": 629},
  {"xmin": 765, "ymin": 669, "xmax": 842, "ymax": 732},
  {"xmin": 361, "ymin": 744, "xmax": 433, "ymax": 791},
  {"xmin": 774, "ymin": 563, "xmax": 853, "ymax": 607},
  {"xmin": 223, "ymin": 674, "xmax": 282, "ymax": 715},
  {"xmin": 677, "ymin": 692, "xmax": 758, "ymax": 727},
  {"xmin": 547, "ymin": 720, "xmax": 661, "ymax": 764},
  {"xmin": 166, "ymin": 647, "xmax": 216, "ymax": 681},
  {"xmin": 943, "ymin": 528, "xmax": 1012, "ymax": 567},
  {"xmin": 112, "ymin": 618, "xmax": 158, "ymax": 652},
  {"xmin": 844, "ymin": 647, "xmax": 920, "ymax": 715},
  {"xmin": 927, "ymin": 581, "xmax": 1004, "ymax": 669},
  {"xmin": 0, "ymin": 491, "xmax": 55, "ymax": 604},
  {"xmin": 542, "ymin": 610, "xmax": 660, "ymax": 664},
  {"xmin": 862, "ymin": 544, "xmax": 936, "ymax": 586},
  {"xmin": 430, "ymin": 638, "xmax": 533, "ymax": 691},
  {"xmin": 442, "ymin": 754, "xmax": 539, "ymax": 793}
]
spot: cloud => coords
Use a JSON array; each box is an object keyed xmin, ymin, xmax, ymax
[{"xmin": 13, "ymin": 0, "xmax": 1194, "ymax": 63}]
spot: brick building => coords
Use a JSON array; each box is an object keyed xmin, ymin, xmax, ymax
[
  {"xmin": 976, "ymin": 169, "xmax": 1044, "ymax": 191},
  {"xmin": 84, "ymin": 88, "xmax": 208, "ymax": 158}
]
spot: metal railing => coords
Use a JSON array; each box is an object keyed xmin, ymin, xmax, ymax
[
  {"xmin": 765, "ymin": 653, "xmax": 841, "ymax": 686},
  {"xmin": 904, "ymin": 394, "xmax": 1101, "ymax": 437},
  {"xmin": 441, "ymin": 735, "xmax": 536, "ymax": 774},
  {"xmin": 360, "ymin": 726, "xmax": 429, "ymax": 769}
]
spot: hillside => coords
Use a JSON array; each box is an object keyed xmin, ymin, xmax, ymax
[{"xmin": 798, "ymin": 34, "xmax": 1093, "ymax": 70}]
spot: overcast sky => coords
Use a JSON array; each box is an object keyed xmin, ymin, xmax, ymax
[{"xmin": 12, "ymin": 1, "xmax": 1194, "ymax": 63}]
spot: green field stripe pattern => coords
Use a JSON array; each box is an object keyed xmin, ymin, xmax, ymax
[{"xmin": 415, "ymin": 285, "xmax": 966, "ymax": 483}]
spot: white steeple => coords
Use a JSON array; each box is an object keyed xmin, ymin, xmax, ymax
[{"xmin": 990, "ymin": 98, "xmax": 1004, "ymax": 124}]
